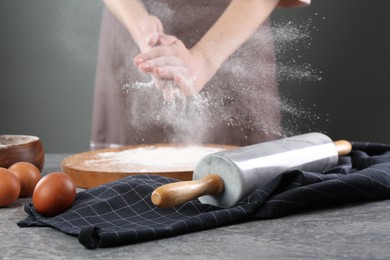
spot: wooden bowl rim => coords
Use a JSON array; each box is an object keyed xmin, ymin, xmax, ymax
[{"xmin": 0, "ymin": 135, "xmax": 40, "ymax": 148}]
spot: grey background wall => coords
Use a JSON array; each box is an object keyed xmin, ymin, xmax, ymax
[
  {"xmin": 1, "ymin": 0, "xmax": 390, "ymax": 153},
  {"xmin": 0, "ymin": 0, "xmax": 103, "ymax": 153}
]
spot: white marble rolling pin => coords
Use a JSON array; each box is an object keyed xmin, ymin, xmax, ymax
[{"xmin": 151, "ymin": 132, "xmax": 352, "ymax": 208}]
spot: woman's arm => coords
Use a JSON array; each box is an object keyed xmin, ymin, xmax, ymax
[
  {"xmin": 192, "ymin": 0, "xmax": 311, "ymax": 71},
  {"xmin": 192, "ymin": 0, "xmax": 280, "ymax": 78}
]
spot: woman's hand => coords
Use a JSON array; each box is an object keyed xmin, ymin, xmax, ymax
[
  {"xmin": 134, "ymin": 35, "xmax": 216, "ymax": 96},
  {"xmin": 136, "ymin": 15, "xmax": 164, "ymax": 52},
  {"xmin": 134, "ymin": 15, "xmax": 183, "ymax": 100}
]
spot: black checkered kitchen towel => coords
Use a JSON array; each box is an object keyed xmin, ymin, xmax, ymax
[{"xmin": 18, "ymin": 142, "xmax": 390, "ymax": 249}]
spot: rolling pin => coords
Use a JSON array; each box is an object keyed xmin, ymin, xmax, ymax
[{"xmin": 151, "ymin": 132, "xmax": 352, "ymax": 208}]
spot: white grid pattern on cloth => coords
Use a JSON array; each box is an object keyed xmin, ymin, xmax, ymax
[
  {"xmin": 18, "ymin": 141, "xmax": 390, "ymax": 248},
  {"xmin": 24, "ymin": 174, "xmax": 253, "ymax": 240}
]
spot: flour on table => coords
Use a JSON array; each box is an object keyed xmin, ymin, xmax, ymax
[{"xmin": 82, "ymin": 145, "xmax": 226, "ymax": 172}]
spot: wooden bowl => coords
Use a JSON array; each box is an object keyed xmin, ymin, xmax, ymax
[
  {"xmin": 0, "ymin": 135, "xmax": 45, "ymax": 172},
  {"xmin": 62, "ymin": 143, "xmax": 236, "ymax": 188}
]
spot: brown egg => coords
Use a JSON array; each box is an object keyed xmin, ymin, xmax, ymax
[
  {"xmin": 0, "ymin": 167, "xmax": 21, "ymax": 207},
  {"xmin": 8, "ymin": 162, "xmax": 41, "ymax": 197},
  {"xmin": 32, "ymin": 172, "xmax": 76, "ymax": 216}
]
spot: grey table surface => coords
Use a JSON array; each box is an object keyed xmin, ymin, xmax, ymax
[{"xmin": 1, "ymin": 154, "xmax": 390, "ymax": 259}]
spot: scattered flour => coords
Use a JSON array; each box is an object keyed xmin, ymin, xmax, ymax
[
  {"xmin": 122, "ymin": 80, "xmax": 154, "ymax": 91},
  {"xmin": 121, "ymin": 10, "xmax": 323, "ymax": 144}
]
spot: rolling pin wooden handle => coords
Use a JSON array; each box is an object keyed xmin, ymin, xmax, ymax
[
  {"xmin": 334, "ymin": 140, "xmax": 352, "ymax": 156},
  {"xmin": 151, "ymin": 174, "xmax": 224, "ymax": 208}
]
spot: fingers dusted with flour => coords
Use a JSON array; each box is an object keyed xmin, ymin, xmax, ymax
[{"xmin": 134, "ymin": 35, "xmax": 211, "ymax": 96}]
